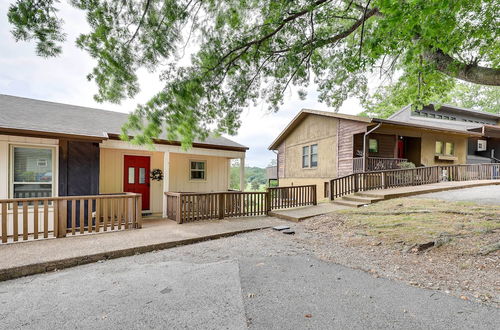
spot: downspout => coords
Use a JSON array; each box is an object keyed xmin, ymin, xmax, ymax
[{"xmin": 362, "ymin": 123, "xmax": 382, "ymax": 172}]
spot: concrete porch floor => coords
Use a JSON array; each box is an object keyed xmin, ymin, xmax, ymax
[{"xmin": 0, "ymin": 216, "xmax": 287, "ymax": 281}]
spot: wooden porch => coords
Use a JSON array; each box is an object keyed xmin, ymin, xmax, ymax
[
  {"xmin": 165, "ymin": 185, "xmax": 317, "ymax": 223},
  {"xmin": 0, "ymin": 193, "xmax": 142, "ymax": 244},
  {"xmin": 329, "ymin": 163, "xmax": 500, "ymax": 203}
]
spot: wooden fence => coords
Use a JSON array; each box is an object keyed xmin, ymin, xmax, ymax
[
  {"xmin": 0, "ymin": 193, "xmax": 142, "ymax": 244},
  {"xmin": 165, "ymin": 185, "xmax": 316, "ymax": 223},
  {"xmin": 268, "ymin": 185, "xmax": 316, "ymax": 210},
  {"xmin": 329, "ymin": 163, "xmax": 500, "ymax": 200},
  {"xmin": 352, "ymin": 157, "xmax": 408, "ymax": 173}
]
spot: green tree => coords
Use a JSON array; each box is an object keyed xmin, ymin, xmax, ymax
[
  {"xmin": 361, "ymin": 82, "xmax": 500, "ymax": 118},
  {"xmin": 448, "ymin": 83, "xmax": 500, "ymax": 115},
  {"xmin": 250, "ymin": 179, "xmax": 260, "ymax": 191},
  {"xmin": 8, "ymin": 0, "xmax": 500, "ymax": 145}
]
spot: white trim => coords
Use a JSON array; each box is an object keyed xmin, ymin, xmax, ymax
[
  {"xmin": 9, "ymin": 144, "xmax": 58, "ymax": 200},
  {"xmin": 188, "ymin": 159, "xmax": 207, "ymax": 182},
  {"xmin": 100, "ymin": 139, "xmax": 245, "ymax": 159}
]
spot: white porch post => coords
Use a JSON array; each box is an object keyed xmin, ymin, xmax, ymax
[
  {"xmin": 239, "ymin": 157, "xmax": 245, "ymax": 191},
  {"xmin": 162, "ymin": 151, "xmax": 170, "ymax": 217}
]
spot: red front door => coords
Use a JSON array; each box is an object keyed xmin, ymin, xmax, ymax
[
  {"xmin": 123, "ymin": 155, "xmax": 150, "ymax": 211},
  {"xmin": 397, "ymin": 139, "xmax": 405, "ymax": 159}
]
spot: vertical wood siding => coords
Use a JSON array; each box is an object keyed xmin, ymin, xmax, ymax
[{"xmin": 337, "ymin": 120, "xmax": 369, "ymax": 177}]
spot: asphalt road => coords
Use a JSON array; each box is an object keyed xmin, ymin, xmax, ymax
[
  {"xmin": 0, "ymin": 230, "xmax": 498, "ymax": 330},
  {"xmin": 410, "ymin": 185, "xmax": 500, "ymax": 205}
]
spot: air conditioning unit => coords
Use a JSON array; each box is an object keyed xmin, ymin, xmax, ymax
[{"xmin": 477, "ymin": 140, "xmax": 487, "ymax": 151}]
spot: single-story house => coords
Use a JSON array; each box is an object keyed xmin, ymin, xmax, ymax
[
  {"xmin": 0, "ymin": 94, "xmax": 247, "ymax": 234},
  {"xmin": 268, "ymin": 106, "xmax": 499, "ymax": 200}
]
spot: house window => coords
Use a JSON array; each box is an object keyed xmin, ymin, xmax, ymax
[
  {"xmin": 435, "ymin": 141, "xmax": 444, "ymax": 154},
  {"xmin": 310, "ymin": 144, "xmax": 318, "ymax": 168},
  {"xmin": 435, "ymin": 141, "xmax": 454, "ymax": 155},
  {"xmin": 11, "ymin": 146, "xmax": 55, "ymax": 199},
  {"xmin": 368, "ymin": 139, "xmax": 378, "ymax": 153},
  {"xmin": 190, "ymin": 161, "xmax": 206, "ymax": 180},
  {"xmin": 445, "ymin": 142, "xmax": 455, "ymax": 156},
  {"xmin": 302, "ymin": 146, "xmax": 310, "ymax": 168}
]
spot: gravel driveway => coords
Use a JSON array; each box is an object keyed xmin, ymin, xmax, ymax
[
  {"xmin": 410, "ymin": 185, "xmax": 500, "ymax": 205},
  {"xmin": 1, "ymin": 229, "xmax": 498, "ymax": 329}
]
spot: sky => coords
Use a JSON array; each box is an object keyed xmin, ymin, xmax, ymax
[{"xmin": 0, "ymin": 2, "xmax": 363, "ymax": 168}]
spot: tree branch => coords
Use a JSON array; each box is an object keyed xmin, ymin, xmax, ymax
[
  {"xmin": 126, "ymin": 0, "xmax": 151, "ymax": 46},
  {"xmin": 424, "ymin": 49, "xmax": 500, "ymax": 86}
]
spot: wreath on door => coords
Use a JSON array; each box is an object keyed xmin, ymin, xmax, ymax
[{"xmin": 150, "ymin": 168, "xmax": 164, "ymax": 181}]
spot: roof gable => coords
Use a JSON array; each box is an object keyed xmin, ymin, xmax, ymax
[{"xmin": 268, "ymin": 109, "xmax": 370, "ymax": 150}]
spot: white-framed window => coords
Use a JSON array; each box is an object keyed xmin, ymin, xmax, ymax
[
  {"xmin": 477, "ymin": 140, "xmax": 487, "ymax": 152},
  {"xmin": 302, "ymin": 146, "xmax": 310, "ymax": 168},
  {"xmin": 10, "ymin": 145, "xmax": 55, "ymax": 199},
  {"xmin": 190, "ymin": 160, "xmax": 206, "ymax": 180},
  {"xmin": 310, "ymin": 144, "xmax": 318, "ymax": 168},
  {"xmin": 302, "ymin": 144, "xmax": 318, "ymax": 168}
]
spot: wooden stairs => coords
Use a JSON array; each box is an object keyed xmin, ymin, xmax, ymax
[{"xmin": 331, "ymin": 192, "xmax": 385, "ymax": 208}]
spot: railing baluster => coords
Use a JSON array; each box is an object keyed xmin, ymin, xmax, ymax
[{"xmin": 13, "ymin": 201, "xmax": 18, "ymax": 242}]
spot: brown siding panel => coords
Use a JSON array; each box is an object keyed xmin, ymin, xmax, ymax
[
  {"xmin": 278, "ymin": 142, "xmax": 285, "ymax": 178},
  {"xmin": 337, "ymin": 120, "xmax": 368, "ymax": 177}
]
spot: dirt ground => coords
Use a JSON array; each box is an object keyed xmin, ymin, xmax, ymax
[{"xmin": 292, "ymin": 198, "xmax": 500, "ymax": 307}]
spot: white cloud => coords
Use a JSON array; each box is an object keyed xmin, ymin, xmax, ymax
[{"xmin": 0, "ymin": 2, "xmax": 364, "ymax": 168}]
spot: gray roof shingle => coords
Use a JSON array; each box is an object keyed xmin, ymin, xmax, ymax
[{"xmin": 0, "ymin": 94, "xmax": 247, "ymax": 150}]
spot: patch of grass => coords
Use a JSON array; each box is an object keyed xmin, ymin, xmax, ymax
[{"xmin": 337, "ymin": 198, "xmax": 500, "ymax": 248}]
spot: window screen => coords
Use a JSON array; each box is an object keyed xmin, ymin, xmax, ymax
[{"xmin": 12, "ymin": 147, "xmax": 54, "ymax": 198}]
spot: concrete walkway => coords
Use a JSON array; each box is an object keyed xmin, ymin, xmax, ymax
[
  {"xmin": 360, "ymin": 179, "xmax": 500, "ymax": 199},
  {"xmin": 410, "ymin": 185, "xmax": 500, "ymax": 205},
  {"xmin": 0, "ymin": 216, "xmax": 285, "ymax": 281},
  {"xmin": 269, "ymin": 203, "xmax": 347, "ymax": 222}
]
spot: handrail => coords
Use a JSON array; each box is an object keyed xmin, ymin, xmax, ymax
[
  {"xmin": 165, "ymin": 185, "xmax": 317, "ymax": 223},
  {"xmin": 0, "ymin": 192, "xmax": 140, "ymax": 204},
  {"xmin": 1, "ymin": 193, "xmax": 142, "ymax": 244},
  {"xmin": 329, "ymin": 163, "xmax": 500, "ymax": 200}
]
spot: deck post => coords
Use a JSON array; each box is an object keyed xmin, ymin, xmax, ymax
[
  {"xmin": 218, "ymin": 193, "xmax": 225, "ymax": 219},
  {"xmin": 57, "ymin": 199, "xmax": 67, "ymax": 238},
  {"xmin": 176, "ymin": 195, "xmax": 182, "ymax": 224},
  {"xmin": 135, "ymin": 195, "xmax": 142, "ymax": 228},
  {"xmin": 265, "ymin": 190, "xmax": 271, "ymax": 213},
  {"xmin": 239, "ymin": 157, "xmax": 245, "ymax": 191},
  {"xmin": 312, "ymin": 185, "xmax": 317, "ymax": 205}
]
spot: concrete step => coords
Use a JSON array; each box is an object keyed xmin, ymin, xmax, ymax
[
  {"xmin": 342, "ymin": 195, "xmax": 384, "ymax": 203},
  {"xmin": 331, "ymin": 199, "xmax": 367, "ymax": 208},
  {"xmin": 353, "ymin": 192, "xmax": 385, "ymax": 199}
]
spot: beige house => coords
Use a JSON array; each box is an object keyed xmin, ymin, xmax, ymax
[
  {"xmin": 269, "ymin": 109, "xmax": 486, "ymax": 200},
  {"xmin": 0, "ymin": 94, "xmax": 246, "ymax": 236}
]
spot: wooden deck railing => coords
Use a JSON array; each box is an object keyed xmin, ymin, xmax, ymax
[
  {"xmin": 268, "ymin": 185, "xmax": 316, "ymax": 210},
  {"xmin": 165, "ymin": 185, "xmax": 317, "ymax": 223},
  {"xmin": 329, "ymin": 163, "xmax": 500, "ymax": 200},
  {"xmin": 353, "ymin": 157, "xmax": 408, "ymax": 173},
  {"xmin": 0, "ymin": 193, "xmax": 142, "ymax": 244}
]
